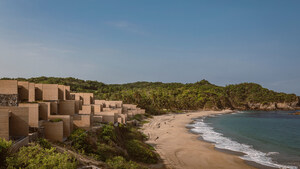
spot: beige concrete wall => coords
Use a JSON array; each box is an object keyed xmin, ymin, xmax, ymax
[
  {"xmin": 105, "ymin": 101, "xmax": 117, "ymax": 108},
  {"xmin": 0, "ymin": 107, "xmax": 29, "ymax": 137},
  {"xmin": 117, "ymin": 117, "xmax": 122, "ymax": 124},
  {"xmin": 71, "ymin": 93, "xmax": 81, "ymax": 101},
  {"xmin": 35, "ymin": 84, "xmax": 43, "ymax": 101},
  {"xmin": 58, "ymin": 85, "xmax": 65, "ymax": 101},
  {"xmin": 103, "ymin": 101, "xmax": 123, "ymax": 108},
  {"xmin": 43, "ymin": 84, "xmax": 59, "ymax": 101},
  {"xmin": 71, "ymin": 93, "xmax": 94, "ymax": 105},
  {"xmin": 19, "ymin": 103, "xmax": 39, "ymax": 128},
  {"xmin": 127, "ymin": 112, "xmax": 133, "ymax": 118},
  {"xmin": 83, "ymin": 93, "xmax": 94, "ymax": 105},
  {"xmin": 103, "ymin": 107, "xmax": 113, "ymax": 112},
  {"xmin": 48, "ymin": 115, "xmax": 73, "ymax": 138},
  {"xmin": 94, "ymin": 100, "xmax": 106, "ymax": 106},
  {"xmin": 79, "ymin": 105, "xmax": 92, "ymax": 114},
  {"xmin": 101, "ymin": 115, "xmax": 115, "ymax": 123},
  {"xmin": 58, "ymin": 100, "xmax": 76, "ymax": 115},
  {"xmin": 18, "ymin": 81, "xmax": 29, "ymax": 101},
  {"xmin": 92, "ymin": 104, "xmax": 102, "ymax": 113},
  {"xmin": 28, "ymin": 83, "xmax": 35, "ymax": 102},
  {"xmin": 0, "ymin": 109, "xmax": 10, "ymax": 140},
  {"xmin": 65, "ymin": 86, "xmax": 70, "ymax": 100},
  {"xmin": 139, "ymin": 109, "xmax": 146, "ymax": 114},
  {"xmin": 73, "ymin": 114, "xmax": 91, "ymax": 129},
  {"xmin": 75, "ymin": 100, "xmax": 82, "ymax": 114},
  {"xmin": 115, "ymin": 108, "xmax": 122, "ymax": 114},
  {"xmin": 93, "ymin": 115, "xmax": 102, "ymax": 123},
  {"xmin": 39, "ymin": 102, "xmax": 50, "ymax": 120},
  {"xmin": 0, "ymin": 80, "xmax": 18, "ymax": 94},
  {"xmin": 50, "ymin": 102, "xmax": 58, "ymax": 115},
  {"xmin": 94, "ymin": 112, "xmax": 117, "ymax": 123},
  {"xmin": 103, "ymin": 108, "xmax": 122, "ymax": 115},
  {"xmin": 43, "ymin": 121, "xmax": 63, "ymax": 142},
  {"xmin": 118, "ymin": 114, "xmax": 127, "ymax": 124},
  {"xmin": 123, "ymin": 104, "xmax": 137, "ymax": 110}
]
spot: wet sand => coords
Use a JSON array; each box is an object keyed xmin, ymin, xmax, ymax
[{"xmin": 141, "ymin": 110, "xmax": 256, "ymax": 169}]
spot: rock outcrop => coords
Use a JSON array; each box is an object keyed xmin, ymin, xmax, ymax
[
  {"xmin": 227, "ymin": 97, "xmax": 300, "ymax": 111},
  {"xmin": 0, "ymin": 94, "xmax": 18, "ymax": 106}
]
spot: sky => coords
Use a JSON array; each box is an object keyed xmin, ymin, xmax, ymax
[{"xmin": 0, "ymin": 0, "xmax": 299, "ymax": 95}]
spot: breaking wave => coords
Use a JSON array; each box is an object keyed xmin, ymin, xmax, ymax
[{"xmin": 187, "ymin": 117, "xmax": 297, "ymax": 169}]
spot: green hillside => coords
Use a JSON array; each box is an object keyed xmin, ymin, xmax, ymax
[{"xmin": 2, "ymin": 77, "xmax": 298, "ymax": 114}]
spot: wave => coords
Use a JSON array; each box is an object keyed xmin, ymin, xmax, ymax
[{"xmin": 188, "ymin": 118, "xmax": 297, "ymax": 169}]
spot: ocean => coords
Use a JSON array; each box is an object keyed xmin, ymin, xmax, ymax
[{"xmin": 188, "ymin": 110, "xmax": 300, "ymax": 169}]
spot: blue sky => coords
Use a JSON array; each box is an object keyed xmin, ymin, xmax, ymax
[{"xmin": 0, "ymin": 0, "xmax": 299, "ymax": 95}]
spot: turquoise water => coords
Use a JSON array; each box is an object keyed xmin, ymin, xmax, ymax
[{"xmin": 189, "ymin": 111, "xmax": 300, "ymax": 169}]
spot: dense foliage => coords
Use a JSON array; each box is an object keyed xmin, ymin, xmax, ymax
[
  {"xmin": 67, "ymin": 120, "xmax": 159, "ymax": 168},
  {"xmin": 5, "ymin": 143, "xmax": 77, "ymax": 169},
  {"xmin": 2, "ymin": 77, "xmax": 298, "ymax": 114},
  {"xmin": 0, "ymin": 138, "xmax": 12, "ymax": 168},
  {"xmin": 106, "ymin": 156, "xmax": 146, "ymax": 169}
]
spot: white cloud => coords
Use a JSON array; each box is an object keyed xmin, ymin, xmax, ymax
[{"xmin": 107, "ymin": 21, "xmax": 148, "ymax": 35}]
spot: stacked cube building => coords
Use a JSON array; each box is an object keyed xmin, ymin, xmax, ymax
[{"xmin": 0, "ymin": 80, "xmax": 145, "ymax": 146}]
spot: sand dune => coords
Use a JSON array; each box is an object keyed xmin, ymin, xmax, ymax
[{"xmin": 141, "ymin": 110, "xmax": 255, "ymax": 169}]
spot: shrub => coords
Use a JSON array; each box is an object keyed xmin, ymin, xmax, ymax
[
  {"xmin": 0, "ymin": 138, "xmax": 12, "ymax": 168},
  {"xmin": 99, "ymin": 124, "xmax": 117, "ymax": 144},
  {"xmin": 125, "ymin": 139, "xmax": 158, "ymax": 164},
  {"xmin": 93, "ymin": 143, "xmax": 120, "ymax": 161},
  {"xmin": 6, "ymin": 143, "xmax": 77, "ymax": 169},
  {"xmin": 49, "ymin": 118, "xmax": 63, "ymax": 122},
  {"xmin": 37, "ymin": 138, "xmax": 51, "ymax": 149},
  {"xmin": 69, "ymin": 129, "xmax": 90, "ymax": 152},
  {"xmin": 124, "ymin": 127, "xmax": 147, "ymax": 141},
  {"xmin": 106, "ymin": 156, "xmax": 146, "ymax": 169}
]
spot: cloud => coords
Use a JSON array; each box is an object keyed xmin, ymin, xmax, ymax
[{"xmin": 107, "ymin": 21, "xmax": 148, "ymax": 35}]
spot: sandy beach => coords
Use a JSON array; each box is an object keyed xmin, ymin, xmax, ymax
[{"xmin": 141, "ymin": 110, "xmax": 255, "ymax": 169}]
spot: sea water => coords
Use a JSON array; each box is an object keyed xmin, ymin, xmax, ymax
[{"xmin": 188, "ymin": 111, "xmax": 300, "ymax": 169}]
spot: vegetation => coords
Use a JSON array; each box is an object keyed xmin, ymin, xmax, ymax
[
  {"xmin": 49, "ymin": 118, "xmax": 63, "ymax": 123},
  {"xmin": 5, "ymin": 143, "xmax": 77, "ymax": 169},
  {"xmin": 67, "ymin": 118, "xmax": 159, "ymax": 168},
  {"xmin": 106, "ymin": 156, "xmax": 146, "ymax": 169},
  {"xmin": 2, "ymin": 77, "xmax": 298, "ymax": 114},
  {"xmin": 125, "ymin": 139, "xmax": 158, "ymax": 164},
  {"xmin": 37, "ymin": 138, "xmax": 52, "ymax": 149},
  {"xmin": 0, "ymin": 138, "xmax": 12, "ymax": 168}
]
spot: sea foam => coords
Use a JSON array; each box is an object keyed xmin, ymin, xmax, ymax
[{"xmin": 188, "ymin": 117, "xmax": 298, "ymax": 169}]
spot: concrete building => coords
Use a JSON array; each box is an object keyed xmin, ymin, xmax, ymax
[
  {"xmin": 0, "ymin": 79, "xmax": 145, "ymax": 146},
  {"xmin": 35, "ymin": 84, "xmax": 43, "ymax": 101},
  {"xmin": 43, "ymin": 121, "xmax": 63, "ymax": 142},
  {"xmin": 43, "ymin": 84, "xmax": 59, "ymax": 101},
  {"xmin": 73, "ymin": 114, "xmax": 92, "ymax": 129},
  {"xmin": 18, "ymin": 81, "xmax": 35, "ymax": 102},
  {"xmin": 0, "ymin": 106, "xmax": 29, "ymax": 141},
  {"xmin": 19, "ymin": 103, "xmax": 40, "ymax": 128},
  {"xmin": 0, "ymin": 80, "xmax": 19, "ymax": 106},
  {"xmin": 58, "ymin": 100, "xmax": 76, "ymax": 115},
  {"xmin": 71, "ymin": 92, "xmax": 94, "ymax": 105},
  {"xmin": 79, "ymin": 105, "xmax": 93, "ymax": 114}
]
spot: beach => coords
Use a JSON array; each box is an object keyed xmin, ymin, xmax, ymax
[{"xmin": 141, "ymin": 110, "xmax": 255, "ymax": 169}]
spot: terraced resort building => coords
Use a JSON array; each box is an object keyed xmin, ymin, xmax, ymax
[{"xmin": 0, "ymin": 80, "xmax": 145, "ymax": 148}]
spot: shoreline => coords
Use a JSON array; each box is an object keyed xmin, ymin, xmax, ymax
[{"xmin": 141, "ymin": 110, "xmax": 256, "ymax": 169}]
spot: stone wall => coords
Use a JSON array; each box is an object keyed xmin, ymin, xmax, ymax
[{"xmin": 0, "ymin": 94, "xmax": 18, "ymax": 106}]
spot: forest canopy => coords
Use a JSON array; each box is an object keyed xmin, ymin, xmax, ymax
[{"xmin": 2, "ymin": 77, "xmax": 297, "ymax": 114}]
